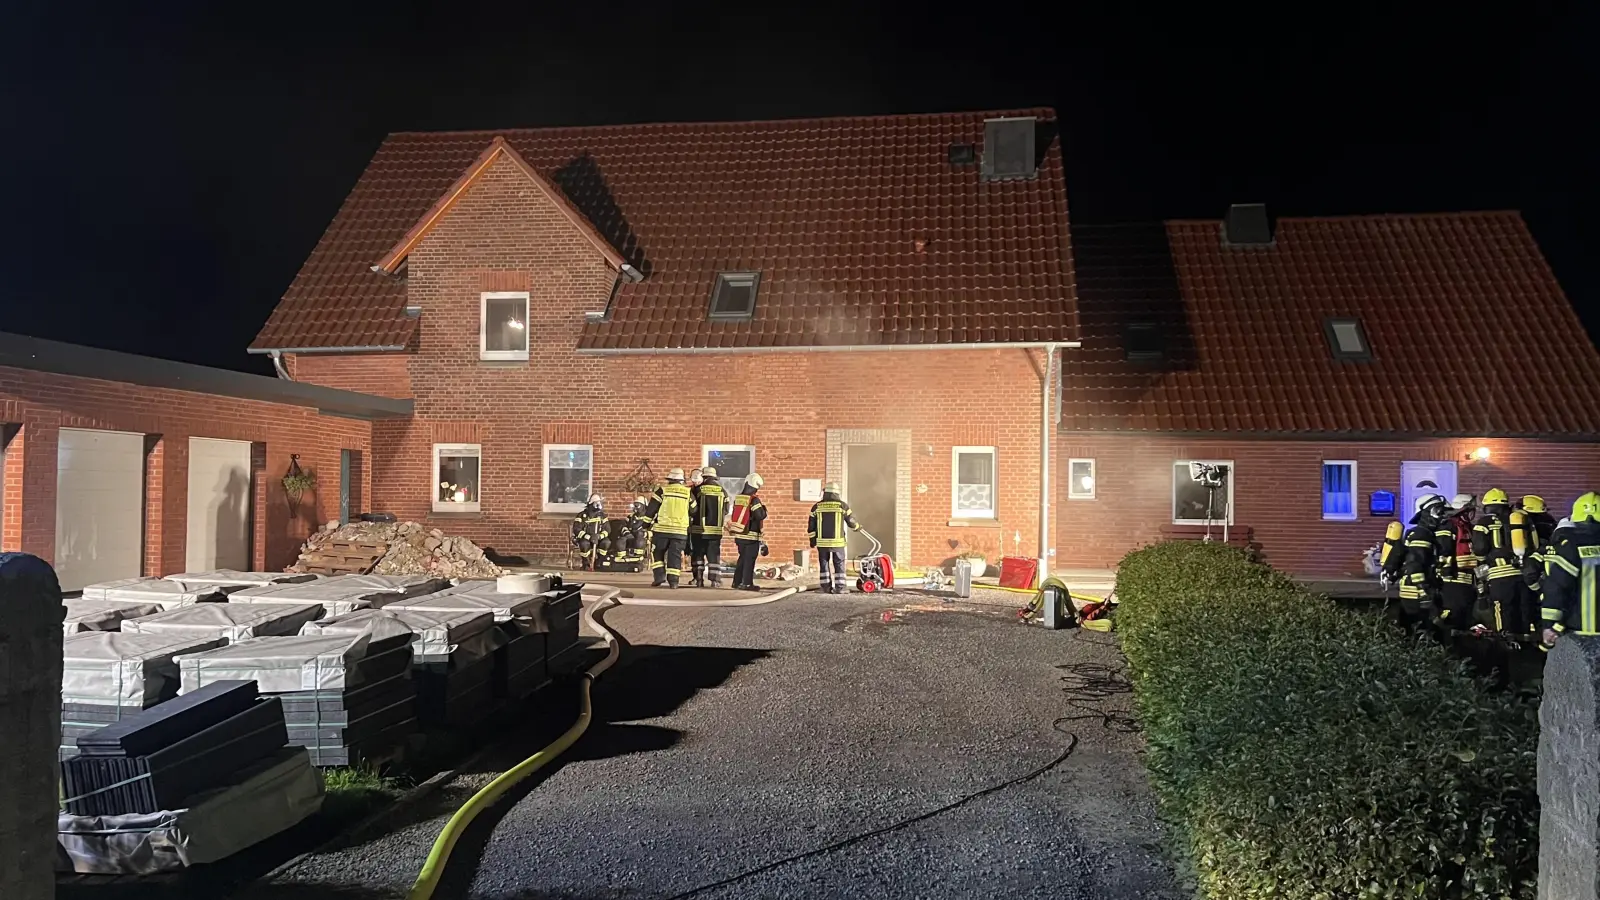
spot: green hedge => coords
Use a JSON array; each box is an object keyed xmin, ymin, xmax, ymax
[{"xmin": 1116, "ymin": 541, "xmax": 1538, "ymax": 899}]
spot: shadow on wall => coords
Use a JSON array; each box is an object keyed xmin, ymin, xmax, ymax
[
  {"xmin": 550, "ymin": 153, "xmax": 652, "ymax": 277},
  {"xmin": 218, "ymin": 467, "xmax": 249, "ymax": 568}
]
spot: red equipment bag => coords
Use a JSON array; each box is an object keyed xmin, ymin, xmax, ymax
[{"xmin": 999, "ymin": 556, "xmax": 1039, "ymax": 590}]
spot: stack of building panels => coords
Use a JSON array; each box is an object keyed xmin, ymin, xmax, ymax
[
  {"xmin": 79, "ymin": 578, "xmax": 232, "ymax": 611},
  {"xmin": 383, "ymin": 584, "xmax": 555, "ymax": 701},
  {"xmin": 438, "ymin": 580, "xmax": 584, "ymax": 678},
  {"xmin": 122, "ymin": 602, "xmax": 326, "ymax": 644},
  {"xmin": 162, "ymin": 570, "xmax": 319, "ymax": 589},
  {"xmin": 177, "ymin": 633, "xmax": 416, "ymax": 766},
  {"xmin": 60, "ymin": 632, "xmax": 227, "ymax": 760},
  {"xmin": 61, "ymin": 598, "xmax": 164, "ymax": 636},
  {"xmin": 302, "ymin": 607, "xmax": 501, "ymax": 728},
  {"xmin": 228, "ymin": 579, "xmax": 405, "ymax": 617},
  {"xmin": 315, "ymin": 574, "xmax": 452, "ymax": 601},
  {"xmin": 62, "ymin": 680, "xmax": 289, "ymax": 816}
]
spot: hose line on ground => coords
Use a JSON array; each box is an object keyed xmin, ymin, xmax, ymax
[{"xmin": 404, "ymin": 584, "xmax": 802, "ymax": 900}]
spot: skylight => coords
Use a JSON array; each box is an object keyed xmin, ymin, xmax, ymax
[
  {"xmin": 709, "ymin": 272, "xmax": 760, "ymax": 320},
  {"xmin": 1324, "ymin": 317, "xmax": 1372, "ymax": 361}
]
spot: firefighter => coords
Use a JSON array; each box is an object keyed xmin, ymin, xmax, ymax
[
  {"xmin": 729, "ymin": 473, "xmax": 768, "ymax": 592},
  {"xmin": 808, "ymin": 482, "xmax": 860, "ymax": 594},
  {"xmin": 639, "ymin": 469, "xmax": 692, "ymax": 588},
  {"xmin": 1381, "ymin": 493, "xmax": 1451, "ymax": 629},
  {"xmin": 1541, "ymin": 492, "xmax": 1600, "ymax": 647},
  {"xmin": 690, "ymin": 466, "xmax": 728, "ymax": 588},
  {"xmin": 1518, "ymin": 495, "xmax": 1559, "ymax": 638},
  {"xmin": 1471, "ymin": 488, "xmax": 1525, "ymax": 635},
  {"xmin": 1436, "ymin": 494, "xmax": 1478, "ymax": 633},
  {"xmin": 569, "ymin": 494, "xmax": 609, "ymax": 571}
]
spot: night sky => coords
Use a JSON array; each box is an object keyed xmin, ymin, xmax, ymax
[{"xmin": 2, "ymin": 4, "xmax": 1592, "ymax": 375}]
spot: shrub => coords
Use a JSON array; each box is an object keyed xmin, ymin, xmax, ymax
[{"xmin": 1116, "ymin": 541, "xmax": 1538, "ymax": 899}]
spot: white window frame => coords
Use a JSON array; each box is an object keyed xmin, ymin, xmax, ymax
[
  {"xmin": 542, "ymin": 443, "xmax": 593, "ymax": 515},
  {"xmin": 1321, "ymin": 459, "xmax": 1359, "ymax": 522},
  {"xmin": 1068, "ymin": 458, "xmax": 1096, "ymax": 501},
  {"xmin": 433, "ymin": 443, "xmax": 482, "ymax": 514},
  {"xmin": 951, "ymin": 445, "xmax": 998, "ymax": 519},
  {"xmin": 1172, "ymin": 459, "xmax": 1235, "ymax": 526},
  {"xmin": 480, "ymin": 291, "xmax": 530, "ymax": 361},
  {"xmin": 702, "ymin": 444, "xmax": 756, "ymax": 493}
]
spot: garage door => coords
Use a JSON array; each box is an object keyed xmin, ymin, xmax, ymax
[
  {"xmin": 187, "ymin": 438, "xmax": 252, "ymax": 572},
  {"xmin": 56, "ymin": 428, "xmax": 145, "ymax": 592}
]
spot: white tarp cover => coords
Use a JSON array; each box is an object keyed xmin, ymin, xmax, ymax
[
  {"xmin": 228, "ymin": 581, "xmax": 396, "ymax": 617},
  {"xmin": 176, "ymin": 633, "xmax": 378, "ymax": 694},
  {"xmin": 121, "ymin": 602, "xmax": 325, "ymax": 644},
  {"xmin": 162, "ymin": 570, "xmax": 318, "ymax": 588},
  {"xmin": 315, "ymin": 573, "xmax": 452, "ymax": 598},
  {"xmin": 386, "ymin": 583, "xmax": 546, "ymax": 624},
  {"xmin": 56, "ymin": 747, "xmax": 323, "ymax": 874},
  {"xmin": 63, "ymin": 632, "xmax": 225, "ymax": 706},
  {"xmin": 79, "ymin": 578, "xmax": 229, "ymax": 610},
  {"xmin": 61, "ymin": 599, "xmax": 164, "ymax": 636},
  {"xmin": 301, "ymin": 607, "xmax": 497, "ymax": 660}
]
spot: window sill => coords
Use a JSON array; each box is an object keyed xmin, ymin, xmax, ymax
[
  {"xmin": 1067, "ymin": 494, "xmax": 1097, "ymax": 502},
  {"xmin": 1321, "ymin": 516, "xmax": 1359, "ymax": 523},
  {"xmin": 948, "ymin": 518, "xmax": 1001, "ymax": 527},
  {"xmin": 428, "ymin": 511, "xmax": 482, "ymax": 520},
  {"xmin": 478, "ymin": 359, "xmax": 527, "ymax": 368}
]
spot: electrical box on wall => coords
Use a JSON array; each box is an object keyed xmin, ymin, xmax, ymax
[{"xmin": 796, "ymin": 479, "xmax": 822, "ymax": 502}]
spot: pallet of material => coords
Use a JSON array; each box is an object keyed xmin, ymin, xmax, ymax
[
  {"xmin": 301, "ymin": 606, "xmax": 499, "ymax": 660},
  {"xmin": 176, "ymin": 632, "xmax": 413, "ymax": 695},
  {"xmin": 275, "ymin": 670, "xmax": 414, "ymax": 726},
  {"xmin": 61, "ymin": 598, "xmax": 164, "ymax": 635},
  {"xmin": 494, "ymin": 623, "xmax": 549, "ymax": 700},
  {"xmin": 384, "ymin": 581, "xmax": 552, "ymax": 625},
  {"xmin": 62, "ymin": 696, "xmax": 288, "ymax": 816},
  {"xmin": 121, "ymin": 602, "xmax": 324, "ymax": 644},
  {"xmin": 274, "ymin": 670, "xmax": 418, "ymax": 766},
  {"xmin": 296, "ymin": 540, "xmax": 389, "ymax": 575},
  {"xmin": 227, "ymin": 580, "xmax": 396, "ymax": 617},
  {"xmin": 64, "ymin": 632, "xmax": 226, "ymax": 708},
  {"xmin": 162, "ymin": 570, "xmax": 319, "ymax": 588},
  {"xmin": 74, "ymin": 680, "xmax": 257, "ymax": 757},
  {"xmin": 415, "ymin": 651, "xmax": 496, "ymax": 728},
  {"xmin": 78, "ymin": 578, "xmax": 233, "ymax": 611},
  {"xmin": 314, "ymin": 572, "xmax": 449, "ymax": 598},
  {"xmin": 543, "ymin": 585, "xmax": 586, "ymax": 678}
]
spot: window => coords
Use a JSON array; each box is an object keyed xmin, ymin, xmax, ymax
[
  {"xmin": 1323, "ymin": 316, "xmax": 1372, "ymax": 361},
  {"xmin": 703, "ymin": 445, "xmax": 755, "ymax": 499},
  {"xmin": 708, "ymin": 272, "xmax": 760, "ymax": 320},
  {"xmin": 480, "ymin": 291, "xmax": 529, "ymax": 361},
  {"xmin": 1172, "ymin": 460, "xmax": 1233, "ymax": 526},
  {"xmin": 952, "ymin": 446, "xmax": 997, "ymax": 519},
  {"xmin": 543, "ymin": 444, "xmax": 592, "ymax": 514},
  {"xmin": 1068, "ymin": 458, "xmax": 1096, "ymax": 500},
  {"xmin": 434, "ymin": 444, "xmax": 481, "ymax": 513},
  {"xmin": 1321, "ymin": 461, "xmax": 1358, "ymax": 521}
]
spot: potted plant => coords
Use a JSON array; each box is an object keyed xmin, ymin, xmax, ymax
[
  {"xmin": 958, "ymin": 550, "xmax": 989, "ymax": 579},
  {"xmin": 282, "ymin": 455, "xmax": 317, "ymax": 512}
]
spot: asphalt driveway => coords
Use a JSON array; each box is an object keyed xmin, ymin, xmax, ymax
[{"xmin": 245, "ymin": 592, "xmax": 1182, "ymax": 900}]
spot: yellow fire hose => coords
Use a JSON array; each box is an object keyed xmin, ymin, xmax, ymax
[{"xmin": 405, "ymin": 584, "xmax": 803, "ymax": 900}]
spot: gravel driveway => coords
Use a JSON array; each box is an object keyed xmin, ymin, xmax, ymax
[{"xmin": 245, "ymin": 592, "xmax": 1182, "ymax": 900}]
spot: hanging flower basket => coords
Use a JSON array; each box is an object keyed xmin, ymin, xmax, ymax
[{"xmin": 282, "ymin": 456, "xmax": 317, "ymax": 510}]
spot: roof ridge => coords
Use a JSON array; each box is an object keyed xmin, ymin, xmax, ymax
[{"xmin": 385, "ymin": 107, "xmax": 1059, "ymax": 139}]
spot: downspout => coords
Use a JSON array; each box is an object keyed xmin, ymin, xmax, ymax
[
  {"xmin": 1039, "ymin": 345, "xmax": 1056, "ymax": 581},
  {"xmin": 268, "ymin": 350, "xmax": 292, "ymax": 381}
]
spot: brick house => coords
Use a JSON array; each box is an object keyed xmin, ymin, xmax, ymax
[
  {"xmin": 251, "ymin": 111, "xmax": 1079, "ymax": 570},
  {"xmin": 1057, "ymin": 211, "xmax": 1600, "ymax": 576}
]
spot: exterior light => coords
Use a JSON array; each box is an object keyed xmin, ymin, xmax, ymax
[
  {"xmin": 508, "ymin": 319, "xmax": 525, "ymax": 330},
  {"xmin": 1474, "ymin": 446, "xmax": 1491, "ymax": 461},
  {"xmin": 1080, "ymin": 474, "xmax": 1094, "ymax": 492}
]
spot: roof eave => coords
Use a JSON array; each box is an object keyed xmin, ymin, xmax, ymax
[{"xmin": 576, "ymin": 340, "xmax": 1081, "ymax": 356}]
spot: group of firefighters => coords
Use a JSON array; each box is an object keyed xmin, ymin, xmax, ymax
[
  {"xmin": 570, "ymin": 467, "xmax": 864, "ymax": 593},
  {"xmin": 1379, "ymin": 488, "xmax": 1600, "ymax": 649}
]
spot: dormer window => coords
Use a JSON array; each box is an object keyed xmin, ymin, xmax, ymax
[
  {"xmin": 1324, "ymin": 316, "xmax": 1372, "ymax": 361},
  {"xmin": 709, "ymin": 272, "xmax": 760, "ymax": 320}
]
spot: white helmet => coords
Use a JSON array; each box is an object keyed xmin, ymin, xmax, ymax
[
  {"xmin": 1557, "ymin": 517, "xmax": 1574, "ymax": 531},
  {"xmin": 588, "ymin": 494, "xmax": 603, "ymax": 507},
  {"xmin": 666, "ymin": 468, "xmax": 686, "ymax": 481},
  {"xmin": 701, "ymin": 466, "xmax": 718, "ymax": 479},
  {"xmin": 824, "ymin": 482, "xmax": 842, "ymax": 495},
  {"xmin": 745, "ymin": 473, "xmax": 764, "ymax": 490},
  {"xmin": 1451, "ymin": 493, "xmax": 1475, "ymax": 510},
  {"xmin": 1414, "ymin": 493, "xmax": 1447, "ymax": 518},
  {"xmin": 688, "ymin": 469, "xmax": 704, "ymax": 485}
]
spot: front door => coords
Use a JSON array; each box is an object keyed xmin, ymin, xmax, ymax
[
  {"xmin": 1400, "ymin": 461, "xmax": 1458, "ymax": 523},
  {"xmin": 845, "ymin": 443, "xmax": 898, "ymax": 560}
]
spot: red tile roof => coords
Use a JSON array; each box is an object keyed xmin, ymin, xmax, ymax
[
  {"xmin": 251, "ymin": 110, "xmax": 1078, "ymax": 352},
  {"xmin": 1060, "ymin": 212, "xmax": 1600, "ymax": 437}
]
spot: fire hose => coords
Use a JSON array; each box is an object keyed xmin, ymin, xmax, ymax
[{"xmin": 404, "ymin": 583, "xmax": 804, "ymax": 900}]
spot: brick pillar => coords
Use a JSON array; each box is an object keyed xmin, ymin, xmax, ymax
[
  {"xmin": 2, "ymin": 425, "xmax": 23, "ymax": 553},
  {"xmin": 143, "ymin": 436, "xmax": 165, "ymax": 576},
  {"xmin": 251, "ymin": 443, "xmax": 268, "ymax": 571},
  {"xmin": 0, "ymin": 553, "xmax": 64, "ymax": 898},
  {"xmin": 18, "ymin": 417, "xmax": 58, "ymax": 562},
  {"xmin": 1539, "ymin": 635, "xmax": 1600, "ymax": 898}
]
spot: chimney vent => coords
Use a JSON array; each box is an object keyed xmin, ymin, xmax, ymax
[
  {"xmin": 947, "ymin": 143, "xmax": 976, "ymax": 166},
  {"xmin": 980, "ymin": 117, "xmax": 1038, "ymax": 181},
  {"xmin": 1223, "ymin": 203, "xmax": 1274, "ymax": 246}
]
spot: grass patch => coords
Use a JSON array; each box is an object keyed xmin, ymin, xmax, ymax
[
  {"xmin": 320, "ymin": 763, "xmax": 405, "ymax": 822},
  {"xmin": 1116, "ymin": 540, "xmax": 1538, "ymax": 899}
]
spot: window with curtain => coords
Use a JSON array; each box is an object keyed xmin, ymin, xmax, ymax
[{"xmin": 1322, "ymin": 461, "xmax": 1357, "ymax": 521}]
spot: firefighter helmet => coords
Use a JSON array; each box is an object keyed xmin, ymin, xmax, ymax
[
  {"xmin": 824, "ymin": 482, "xmax": 841, "ymax": 495},
  {"xmin": 666, "ymin": 468, "xmax": 686, "ymax": 481},
  {"xmin": 1411, "ymin": 493, "xmax": 1447, "ymax": 524},
  {"xmin": 745, "ymin": 473, "xmax": 764, "ymax": 490},
  {"xmin": 588, "ymin": 494, "xmax": 603, "ymax": 508},
  {"xmin": 688, "ymin": 469, "xmax": 703, "ymax": 485},
  {"xmin": 1482, "ymin": 488, "xmax": 1509, "ymax": 507},
  {"xmin": 1573, "ymin": 492, "xmax": 1600, "ymax": 524},
  {"xmin": 701, "ymin": 466, "xmax": 718, "ymax": 479},
  {"xmin": 1451, "ymin": 493, "xmax": 1475, "ymax": 510},
  {"xmin": 1522, "ymin": 495, "xmax": 1547, "ymax": 514}
]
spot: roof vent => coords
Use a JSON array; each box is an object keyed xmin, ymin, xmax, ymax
[
  {"xmin": 1223, "ymin": 203, "xmax": 1274, "ymax": 246},
  {"xmin": 981, "ymin": 117, "xmax": 1037, "ymax": 181},
  {"xmin": 948, "ymin": 143, "xmax": 977, "ymax": 166},
  {"xmin": 1124, "ymin": 322, "xmax": 1164, "ymax": 362},
  {"xmin": 404, "ymin": 303, "xmax": 422, "ymax": 318}
]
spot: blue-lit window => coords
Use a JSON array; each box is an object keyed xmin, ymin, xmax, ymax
[{"xmin": 1321, "ymin": 461, "xmax": 1358, "ymax": 521}]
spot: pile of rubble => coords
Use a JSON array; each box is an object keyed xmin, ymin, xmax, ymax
[{"xmin": 290, "ymin": 520, "xmax": 505, "ymax": 580}]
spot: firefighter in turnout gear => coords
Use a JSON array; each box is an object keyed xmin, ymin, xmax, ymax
[
  {"xmin": 689, "ymin": 467, "xmax": 728, "ymax": 588},
  {"xmin": 1436, "ymin": 494, "xmax": 1479, "ymax": 632},
  {"xmin": 729, "ymin": 473, "xmax": 768, "ymax": 591},
  {"xmin": 1521, "ymin": 495, "xmax": 1559, "ymax": 633},
  {"xmin": 1542, "ymin": 492, "xmax": 1600, "ymax": 647},
  {"xmin": 1471, "ymin": 488, "xmax": 1528, "ymax": 635},
  {"xmin": 808, "ymin": 483, "xmax": 860, "ymax": 594},
  {"xmin": 640, "ymin": 469, "xmax": 693, "ymax": 588},
  {"xmin": 570, "ymin": 494, "xmax": 609, "ymax": 571},
  {"xmin": 1381, "ymin": 493, "xmax": 1452, "ymax": 628}
]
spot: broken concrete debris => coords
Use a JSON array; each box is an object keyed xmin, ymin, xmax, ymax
[{"xmin": 289, "ymin": 520, "xmax": 504, "ymax": 580}]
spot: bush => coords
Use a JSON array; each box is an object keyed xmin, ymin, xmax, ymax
[{"xmin": 1116, "ymin": 541, "xmax": 1538, "ymax": 899}]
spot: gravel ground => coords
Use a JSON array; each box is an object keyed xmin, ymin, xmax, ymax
[{"xmin": 245, "ymin": 592, "xmax": 1181, "ymax": 900}]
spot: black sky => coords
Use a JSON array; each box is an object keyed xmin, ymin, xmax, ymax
[{"xmin": 1, "ymin": 3, "xmax": 1594, "ymax": 375}]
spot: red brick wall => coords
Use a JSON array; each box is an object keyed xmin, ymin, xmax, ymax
[
  {"xmin": 340, "ymin": 155, "xmax": 1056, "ymax": 565},
  {"xmin": 286, "ymin": 353, "xmax": 412, "ymax": 399},
  {"xmin": 1056, "ymin": 433, "xmax": 1600, "ymax": 576},
  {"xmin": 1, "ymin": 365, "xmax": 372, "ymax": 574}
]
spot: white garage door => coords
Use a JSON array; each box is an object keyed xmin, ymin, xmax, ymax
[
  {"xmin": 56, "ymin": 428, "xmax": 145, "ymax": 592},
  {"xmin": 187, "ymin": 438, "xmax": 252, "ymax": 572}
]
